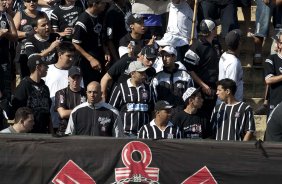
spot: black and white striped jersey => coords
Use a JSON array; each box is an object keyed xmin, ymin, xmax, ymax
[
  {"xmin": 210, "ymin": 102, "xmax": 255, "ymax": 141},
  {"xmin": 109, "ymin": 79, "xmax": 156, "ymax": 135},
  {"xmin": 138, "ymin": 120, "xmax": 182, "ymax": 139}
]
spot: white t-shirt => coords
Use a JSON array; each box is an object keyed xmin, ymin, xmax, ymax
[
  {"xmin": 165, "ymin": 0, "xmax": 196, "ymax": 47},
  {"xmin": 43, "ymin": 64, "xmax": 69, "ymax": 128},
  {"xmin": 218, "ymin": 52, "xmax": 243, "ymax": 101}
]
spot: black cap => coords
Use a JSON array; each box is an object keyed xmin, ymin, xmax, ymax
[
  {"xmin": 27, "ymin": 55, "xmax": 45, "ymax": 69},
  {"xmin": 225, "ymin": 29, "xmax": 242, "ymax": 50},
  {"xmin": 127, "ymin": 13, "xmax": 146, "ymax": 25},
  {"xmin": 155, "ymin": 100, "xmax": 173, "ymax": 111},
  {"xmin": 68, "ymin": 66, "xmax": 82, "ymax": 77},
  {"xmin": 140, "ymin": 45, "xmax": 157, "ymax": 59}
]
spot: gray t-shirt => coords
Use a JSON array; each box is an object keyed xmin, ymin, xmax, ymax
[{"xmin": 0, "ymin": 126, "xmax": 17, "ymax": 133}]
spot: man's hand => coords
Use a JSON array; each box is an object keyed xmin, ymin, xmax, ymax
[
  {"xmin": 89, "ymin": 57, "xmax": 101, "ymax": 71},
  {"xmin": 127, "ymin": 42, "xmax": 135, "ymax": 58},
  {"xmin": 0, "ymin": 29, "xmax": 8, "ymax": 37},
  {"xmin": 263, "ymin": 0, "xmax": 270, "ymax": 4},
  {"xmin": 147, "ymin": 35, "xmax": 156, "ymax": 45},
  {"xmin": 104, "ymin": 54, "xmax": 111, "ymax": 68},
  {"xmin": 202, "ymin": 84, "xmax": 212, "ymax": 96},
  {"xmin": 61, "ymin": 27, "xmax": 73, "ymax": 37},
  {"xmin": 49, "ymin": 37, "xmax": 62, "ymax": 51}
]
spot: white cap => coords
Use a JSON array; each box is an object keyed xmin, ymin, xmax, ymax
[
  {"xmin": 182, "ymin": 87, "xmax": 201, "ymax": 102},
  {"xmin": 160, "ymin": 46, "xmax": 177, "ymax": 56},
  {"xmin": 128, "ymin": 61, "xmax": 148, "ymax": 73},
  {"xmin": 200, "ymin": 19, "xmax": 216, "ymax": 35}
]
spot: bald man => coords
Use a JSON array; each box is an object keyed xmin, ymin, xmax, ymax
[{"xmin": 65, "ymin": 81, "xmax": 123, "ymax": 137}]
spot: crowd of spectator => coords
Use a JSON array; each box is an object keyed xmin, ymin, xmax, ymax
[{"xmin": 0, "ymin": 0, "xmax": 282, "ymax": 141}]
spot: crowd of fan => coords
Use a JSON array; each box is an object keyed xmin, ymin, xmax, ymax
[{"xmin": 0, "ymin": 0, "xmax": 282, "ymax": 141}]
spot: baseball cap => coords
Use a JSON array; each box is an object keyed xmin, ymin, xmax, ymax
[
  {"xmin": 27, "ymin": 55, "xmax": 45, "ymax": 69},
  {"xmin": 156, "ymin": 33, "xmax": 188, "ymax": 48},
  {"xmin": 68, "ymin": 66, "xmax": 82, "ymax": 77},
  {"xmin": 155, "ymin": 100, "xmax": 173, "ymax": 111},
  {"xmin": 127, "ymin": 13, "xmax": 146, "ymax": 25},
  {"xmin": 225, "ymin": 29, "xmax": 242, "ymax": 50},
  {"xmin": 160, "ymin": 46, "xmax": 177, "ymax": 56},
  {"xmin": 128, "ymin": 61, "xmax": 148, "ymax": 73},
  {"xmin": 140, "ymin": 45, "xmax": 157, "ymax": 59},
  {"xmin": 271, "ymin": 31, "xmax": 282, "ymax": 42},
  {"xmin": 182, "ymin": 87, "xmax": 201, "ymax": 102},
  {"xmin": 199, "ymin": 19, "xmax": 216, "ymax": 35}
]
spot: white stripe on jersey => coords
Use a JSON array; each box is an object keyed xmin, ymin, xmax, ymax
[{"xmin": 76, "ymin": 21, "xmax": 87, "ymax": 31}]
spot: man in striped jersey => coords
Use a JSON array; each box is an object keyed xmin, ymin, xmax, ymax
[
  {"xmin": 109, "ymin": 61, "xmax": 156, "ymax": 137},
  {"xmin": 138, "ymin": 100, "xmax": 181, "ymax": 139},
  {"xmin": 210, "ymin": 79, "xmax": 255, "ymax": 141}
]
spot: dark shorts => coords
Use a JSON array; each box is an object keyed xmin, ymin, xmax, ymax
[
  {"xmin": 201, "ymin": 0, "xmax": 239, "ymax": 37},
  {"xmin": 237, "ymin": 0, "xmax": 252, "ymax": 7}
]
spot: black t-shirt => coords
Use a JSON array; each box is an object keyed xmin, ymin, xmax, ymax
[
  {"xmin": 172, "ymin": 111, "xmax": 210, "ymax": 139},
  {"xmin": 72, "ymin": 11, "xmax": 104, "ymax": 59},
  {"xmin": 104, "ymin": 3, "xmax": 130, "ymax": 49},
  {"xmin": 184, "ymin": 38, "xmax": 221, "ymax": 88},
  {"xmin": 25, "ymin": 33, "xmax": 59, "ymax": 64},
  {"xmin": 12, "ymin": 77, "xmax": 52, "ymax": 133},
  {"xmin": 119, "ymin": 33, "xmax": 146, "ymax": 58},
  {"xmin": 264, "ymin": 54, "xmax": 282, "ymax": 109},
  {"xmin": 0, "ymin": 13, "xmax": 10, "ymax": 64},
  {"xmin": 51, "ymin": 5, "xmax": 83, "ymax": 40},
  {"xmin": 54, "ymin": 86, "xmax": 86, "ymax": 133}
]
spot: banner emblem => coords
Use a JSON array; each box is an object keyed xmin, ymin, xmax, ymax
[{"xmin": 115, "ymin": 141, "xmax": 159, "ymax": 183}]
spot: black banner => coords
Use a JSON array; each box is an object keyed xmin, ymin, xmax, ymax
[{"xmin": 0, "ymin": 134, "xmax": 281, "ymax": 184}]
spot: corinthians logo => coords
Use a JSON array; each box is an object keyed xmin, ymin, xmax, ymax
[
  {"xmin": 52, "ymin": 141, "xmax": 217, "ymax": 184},
  {"xmin": 114, "ymin": 141, "xmax": 160, "ymax": 183}
]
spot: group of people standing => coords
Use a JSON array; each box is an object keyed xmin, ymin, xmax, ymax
[{"xmin": 2, "ymin": 0, "xmax": 282, "ymax": 141}]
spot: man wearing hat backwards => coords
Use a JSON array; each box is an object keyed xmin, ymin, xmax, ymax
[
  {"xmin": 54, "ymin": 66, "xmax": 86, "ymax": 135},
  {"xmin": 218, "ymin": 29, "xmax": 243, "ymax": 102},
  {"xmin": 138, "ymin": 100, "xmax": 182, "ymax": 139},
  {"xmin": 184, "ymin": 19, "xmax": 221, "ymax": 120},
  {"xmin": 109, "ymin": 61, "xmax": 156, "ymax": 137},
  {"xmin": 172, "ymin": 87, "xmax": 210, "ymax": 139},
  {"xmin": 12, "ymin": 55, "xmax": 53, "ymax": 133},
  {"xmin": 152, "ymin": 46, "xmax": 193, "ymax": 116}
]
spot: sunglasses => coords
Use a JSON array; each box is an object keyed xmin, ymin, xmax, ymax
[{"xmin": 25, "ymin": 0, "xmax": 38, "ymax": 3}]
